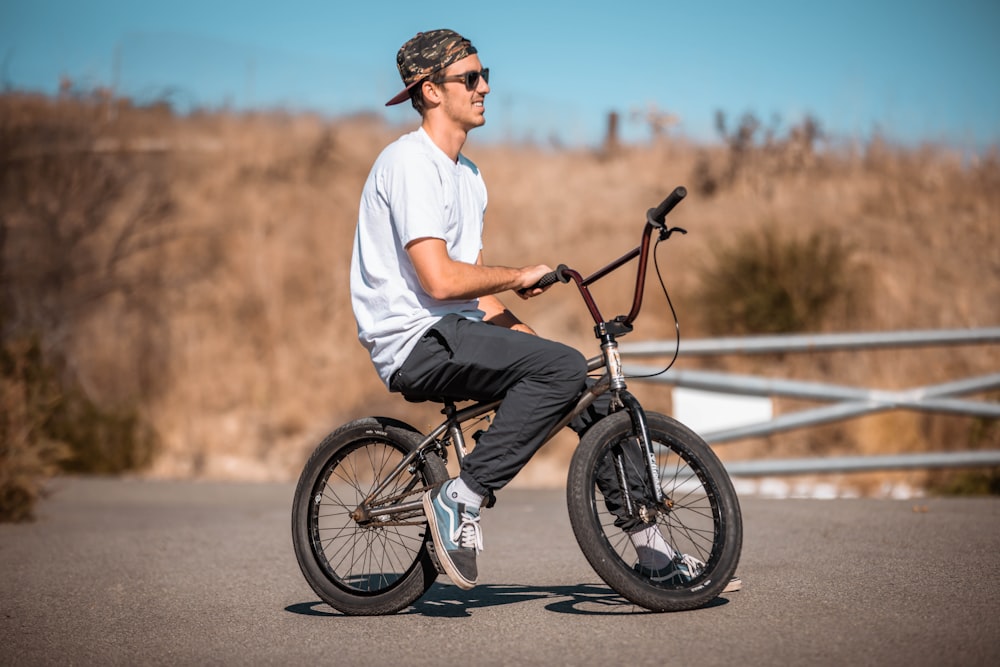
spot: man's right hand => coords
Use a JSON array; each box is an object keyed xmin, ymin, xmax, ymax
[{"xmin": 515, "ymin": 264, "xmax": 555, "ymax": 299}]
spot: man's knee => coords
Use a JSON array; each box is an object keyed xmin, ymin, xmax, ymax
[{"xmin": 548, "ymin": 345, "xmax": 588, "ymax": 395}]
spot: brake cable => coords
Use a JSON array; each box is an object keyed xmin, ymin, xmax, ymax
[{"xmin": 623, "ymin": 235, "xmax": 681, "ymax": 380}]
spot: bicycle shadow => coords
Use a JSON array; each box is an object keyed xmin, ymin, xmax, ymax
[{"xmin": 286, "ymin": 582, "xmax": 730, "ymax": 618}]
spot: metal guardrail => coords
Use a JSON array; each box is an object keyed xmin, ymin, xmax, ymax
[
  {"xmin": 622, "ymin": 327, "xmax": 1000, "ymax": 357},
  {"xmin": 723, "ymin": 450, "xmax": 1000, "ymax": 477},
  {"xmin": 621, "ymin": 328, "xmax": 1000, "ymax": 477}
]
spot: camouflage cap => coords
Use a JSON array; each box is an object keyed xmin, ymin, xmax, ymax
[{"xmin": 385, "ymin": 29, "xmax": 477, "ymax": 106}]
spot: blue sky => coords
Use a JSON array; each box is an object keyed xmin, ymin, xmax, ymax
[{"xmin": 2, "ymin": 0, "xmax": 998, "ymax": 151}]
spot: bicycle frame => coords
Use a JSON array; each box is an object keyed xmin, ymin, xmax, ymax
[{"xmin": 357, "ymin": 187, "xmax": 690, "ymax": 524}]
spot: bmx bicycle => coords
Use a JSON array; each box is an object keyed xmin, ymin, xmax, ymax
[{"xmin": 291, "ymin": 186, "xmax": 743, "ymax": 615}]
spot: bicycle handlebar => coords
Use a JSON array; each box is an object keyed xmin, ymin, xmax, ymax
[
  {"xmin": 531, "ymin": 186, "xmax": 689, "ymax": 330},
  {"xmin": 536, "ymin": 264, "xmax": 572, "ymax": 289},
  {"xmin": 647, "ymin": 186, "xmax": 687, "ymax": 226}
]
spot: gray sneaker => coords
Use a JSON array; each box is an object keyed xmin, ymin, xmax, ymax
[
  {"xmin": 634, "ymin": 553, "xmax": 705, "ymax": 585},
  {"xmin": 635, "ymin": 555, "xmax": 742, "ymax": 593},
  {"xmin": 422, "ymin": 481, "xmax": 482, "ymax": 590}
]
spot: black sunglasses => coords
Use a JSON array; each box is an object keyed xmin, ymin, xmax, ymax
[{"xmin": 432, "ymin": 68, "xmax": 489, "ymax": 90}]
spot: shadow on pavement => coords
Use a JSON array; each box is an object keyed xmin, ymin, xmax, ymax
[{"xmin": 286, "ymin": 582, "xmax": 730, "ymax": 618}]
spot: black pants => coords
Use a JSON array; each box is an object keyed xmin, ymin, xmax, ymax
[
  {"xmin": 392, "ymin": 314, "xmax": 653, "ymax": 531},
  {"xmin": 391, "ymin": 314, "xmax": 588, "ymax": 496}
]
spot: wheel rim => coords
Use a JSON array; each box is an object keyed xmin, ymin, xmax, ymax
[
  {"xmin": 592, "ymin": 432, "xmax": 723, "ymax": 589},
  {"xmin": 308, "ymin": 438, "xmax": 429, "ymax": 595}
]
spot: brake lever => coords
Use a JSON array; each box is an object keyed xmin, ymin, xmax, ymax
[{"xmin": 658, "ymin": 226, "xmax": 687, "ymax": 241}]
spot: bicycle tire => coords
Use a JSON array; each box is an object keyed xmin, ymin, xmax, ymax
[
  {"xmin": 566, "ymin": 410, "xmax": 742, "ymax": 612},
  {"xmin": 291, "ymin": 416, "xmax": 449, "ymax": 615}
]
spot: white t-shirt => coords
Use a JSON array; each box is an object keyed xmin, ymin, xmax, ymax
[{"xmin": 350, "ymin": 127, "xmax": 488, "ymax": 386}]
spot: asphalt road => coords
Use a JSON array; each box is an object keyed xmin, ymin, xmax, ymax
[{"xmin": 2, "ymin": 477, "xmax": 999, "ymax": 666}]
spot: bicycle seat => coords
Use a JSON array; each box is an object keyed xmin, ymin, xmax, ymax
[{"xmin": 401, "ymin": 392, "xmax": 455, "ymax": 406}]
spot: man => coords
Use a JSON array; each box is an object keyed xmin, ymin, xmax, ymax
[
  {"xmin": 351, "ymin": 28, "xmax": 586, "ymax": 590},
  {"xmin": 350, "ymin": 29, "xmax": 738, "ymax": 594}
]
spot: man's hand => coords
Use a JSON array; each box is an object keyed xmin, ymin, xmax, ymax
[{"xmin": 515, "ymin": 264, "xmax": 555, "ymax": 300}]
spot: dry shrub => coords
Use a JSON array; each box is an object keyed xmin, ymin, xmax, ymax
[
  {"xmin": 1, "ymin": 93, "xmax": 194, "ymax": 506},
  {"xmin": 0, "ymin": 338, "xmax": 68, "ymax": 522},
  {"xmin": 695, "ymin": 222, "xmax": 861, "ymax": 335},
  {"xmin": 0, "ymin": 334, "xmax": 158, "ymax": 521}
]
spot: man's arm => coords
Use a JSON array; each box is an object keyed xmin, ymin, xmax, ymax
[{"xmin": 406, "ymin": 238, "xmax": 551, "ymax": 301}]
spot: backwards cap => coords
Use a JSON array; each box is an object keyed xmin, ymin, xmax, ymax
[{"xmin": 385, "ymin": 29, "xmax": 477, "ymax": 106}]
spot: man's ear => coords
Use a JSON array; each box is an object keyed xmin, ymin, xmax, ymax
[{"xmin": 421, "ymin": 79, "xmax": 442, "ymax": 106}]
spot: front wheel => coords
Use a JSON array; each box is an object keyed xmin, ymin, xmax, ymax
[
  {"xmin": 567, "ymin": 410, "xmax": 742, "ymax": 612},
  {"xmin": 291, "ymin": 417, "xmax": 449, "ymax": 615}
]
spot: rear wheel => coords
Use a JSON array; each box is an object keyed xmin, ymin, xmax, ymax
[
  {"xmin": 567, "ymin": 411, "xmax": 742, "ymax": 612},
  {"xmin": 291, "ymin": 417, "xmax": 448, "ymax": 615}
]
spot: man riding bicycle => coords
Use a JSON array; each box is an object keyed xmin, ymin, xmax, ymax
[{"xmin": 350, "ymin": 29, "xmax": 734, "ymax": 593}]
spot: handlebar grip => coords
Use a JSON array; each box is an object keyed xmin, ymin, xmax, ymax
[
  {"xmin": 648, "ymin": 186, "xmax": 687, "ymax": 225},
  {"xmin": 534, "ymin": 271, "xmax": 560, "ymax": 289},
  {"xmin": 518, "ymin": 264, "xmax": 571, "ymax": 295}
]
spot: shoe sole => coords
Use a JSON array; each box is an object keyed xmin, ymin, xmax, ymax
[
  {"xmin": 723, "ymin": 576, "xmax": 742, "ymax": 593},
  {"xmin": 422, "ymin": 490, "xmax": 476, "ymax": 590}
]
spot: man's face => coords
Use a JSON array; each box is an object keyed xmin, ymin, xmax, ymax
[{"xmin": 434, "ymin": 54, "xmax": 490, "ymax": 131}]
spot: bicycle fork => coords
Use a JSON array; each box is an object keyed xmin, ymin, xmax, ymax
[{"xmin": 599, "ymin": 326, "xmax": 668, "ymax": 522}]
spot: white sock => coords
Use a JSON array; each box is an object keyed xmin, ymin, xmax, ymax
[
  {"xmin": 629, "ymin": 524, "xmax": 676, "ymax": 569},
  {"xmin": 446, "ymin": 477, "xmax": 484, "ymax": 511}
]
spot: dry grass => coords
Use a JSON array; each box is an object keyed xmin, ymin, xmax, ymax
[
  {"xmin": 0, "ymin": 338, "xmax": 69, "ymax": 521},
  {"xmin": 2, "ymin": 91, "xmax": 998, "ymax": 496}
]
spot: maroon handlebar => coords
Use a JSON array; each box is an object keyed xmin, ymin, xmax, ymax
[{"xmin": 554, "ymin": 187, "xmax": 687, "ymax": 329}]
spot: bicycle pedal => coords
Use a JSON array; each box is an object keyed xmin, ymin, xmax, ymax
[{"xmin": 424, "ymin": 539, "xmax": 447, "ymax": 575}]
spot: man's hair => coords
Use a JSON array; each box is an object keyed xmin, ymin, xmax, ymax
[{"xmin": 408, "ymin": 81, "xmax": 428, "ymax": 114}]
